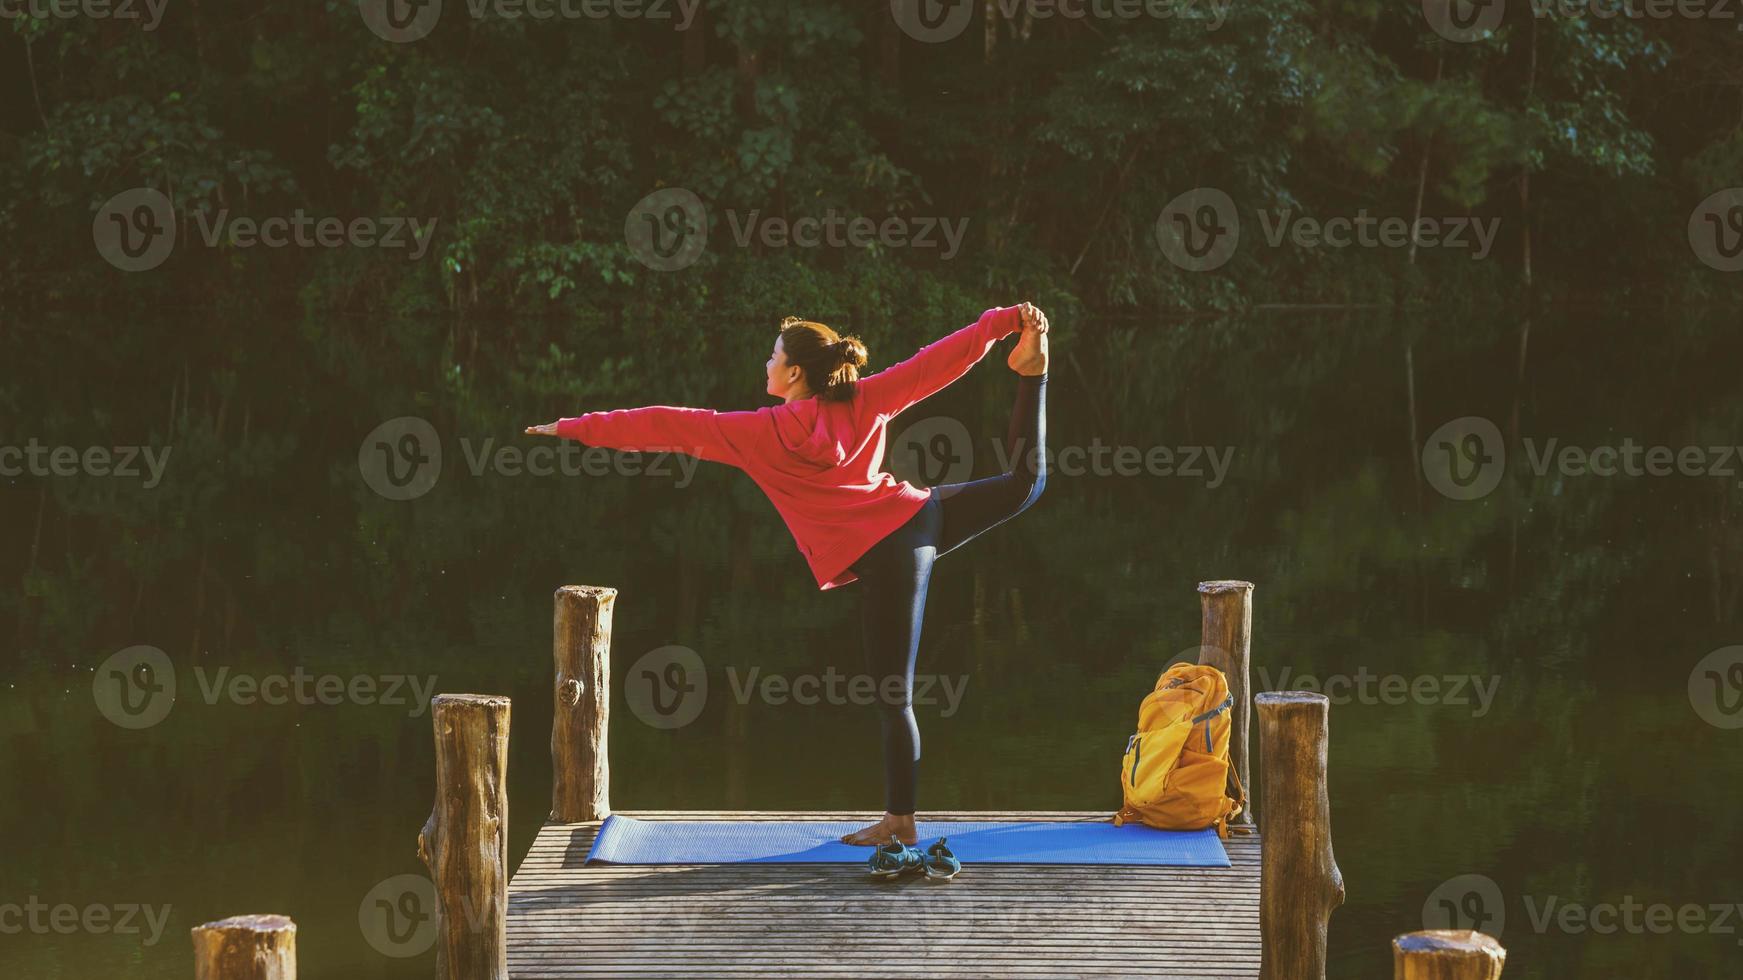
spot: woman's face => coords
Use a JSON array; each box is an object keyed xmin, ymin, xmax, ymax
[{"xmin": 766, "ymin": 335, "xmax": 804, "ymax": 399}]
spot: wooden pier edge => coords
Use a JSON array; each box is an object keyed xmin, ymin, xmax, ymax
[
  {"xmin": 417, "ymin": 693, "xmax": 511, "ymax": 980},
  {"xmin": 190, "ymin": 914, "xmax": 295, "ymax": 980},
  {"xmin": 1394, "ymin": 930, "xmax": 1508, "ymax": 978},
  {"xmin": 1198, "ymin": 579, "xmax": 1255, "ymax": 826}
]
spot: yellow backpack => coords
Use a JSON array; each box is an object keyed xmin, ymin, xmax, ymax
[{"xmin": 1112, "ymin": 662, "xmax": 1248, "ymax": 839}]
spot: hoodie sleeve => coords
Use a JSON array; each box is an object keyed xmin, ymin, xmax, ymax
[
  {"xmin": 855, "ymin": 306, "xmax": 1023, "ymax": 420},
  {"xmin": 555, "ymin": 406, "xmax": 765, "ymax": 467}
]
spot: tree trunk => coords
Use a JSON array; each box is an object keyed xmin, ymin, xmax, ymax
[
  {"xmin": 1257, "ymin": 691, "xmax": 1345, "ymax": 980},
  {"xmin": 417, "ymin": 694, "xmax": 511, "ymax": 980},
  {"xmin": 552, "ymin": 586, "xmax": 614, "ymax": 823},
  {"xmin": 191, "ymin": 914, "xmax": 295, "ymax": 980}
]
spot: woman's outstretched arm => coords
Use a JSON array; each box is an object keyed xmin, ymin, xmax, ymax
[
  {"xmin": 526, "ymin": 405, "xmax": 766, "ymax": 467},
  {"xmin": 855, "ymin": 305, "xmax": 1024, "ymax": 421}
]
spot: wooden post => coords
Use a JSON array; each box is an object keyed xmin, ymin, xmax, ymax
[
  {"xmin": 1394, "ymin": 931, "xmax": 1507, "ymax": 979},
  {"xmin": 1257, "ymin": 691, "xmax": 1345, "ymax": 980},
  {"xmin": 1198, "ymin": 579, "xmax": 1254, "ymax": 825},
  {"xmin": 417, "ymin": 694, "xmax": 510, "ymax": 980},
  {"xmin": 191, "ymin": 914, "xmax": 295, "ymax": 979},
  {"xmin": 552, "ymin": 585, "xmax": 614, "ymax": 823}
]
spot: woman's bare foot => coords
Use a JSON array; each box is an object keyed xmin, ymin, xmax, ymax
[
  {"xmin": 1008, "ymin": 302, "xmax": 1049, "ymax": 376},
  {"xmin": 840, "ymin": 813, "xmax": 918, "ymax": 847}
]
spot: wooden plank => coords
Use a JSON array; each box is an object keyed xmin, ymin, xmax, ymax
[{"xmin": 506, "ymin": 811, "xmax": 1261, "ymax": 979}]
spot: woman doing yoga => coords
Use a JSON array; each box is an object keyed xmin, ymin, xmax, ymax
[{"xmin": 525, "ymin": 302, "xmax": 1049, "ymax": 848}]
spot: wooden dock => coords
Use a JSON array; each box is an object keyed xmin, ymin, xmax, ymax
[
  {"xmin": 506, "ymin": 810, "xmax": 1262, "ymax": 979},
  {"xmin": 184, "ymin": 579, "xmax": 1513, "ymax": 980}
]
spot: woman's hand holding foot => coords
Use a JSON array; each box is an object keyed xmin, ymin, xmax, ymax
[{"xmin": 1008, "ymin": 301, "xmax": 1050, "ymax": 376}]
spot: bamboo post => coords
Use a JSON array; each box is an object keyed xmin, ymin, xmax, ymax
[
  {"xmin": 417, "ymin": 694, "xmax": 510, "ymax": 980},
  {"xmin": 1257, "ymin": 691, "xmax": 1345, "ymax": 980},
  {"xmin": 191, "ymin": 915, "xmax": 295, "ymax": 979},
  {"xmin": 1198, "ymin": 579, "xmax": 1254, "ymax": 825},
  {"xmin": 1394, "ymin": 931, "xmax": 1507, "ymax": 979},
  {"xmin": 552, "ymin": 585, "xmax": 614, "ymax": 823}
]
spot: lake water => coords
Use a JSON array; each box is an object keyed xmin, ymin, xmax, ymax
[{"xmin": 3, "ymin": 310, "xmax": 1741, "ymax": 978}]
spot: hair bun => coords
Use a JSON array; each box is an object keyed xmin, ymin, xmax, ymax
[{"xmin": 835, "ymin": 335, "xmax": 868, "ymax": 369}]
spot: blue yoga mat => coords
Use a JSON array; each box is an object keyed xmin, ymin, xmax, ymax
[{"xmin": 584, "ymin": 816, "xmax": 1229, "ymax": 867}]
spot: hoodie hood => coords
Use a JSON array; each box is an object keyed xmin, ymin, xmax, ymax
[{"xmin": 770, "ymin": 397, "xmax": 855, "ymax": 468}]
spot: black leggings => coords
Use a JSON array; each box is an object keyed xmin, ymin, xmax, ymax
[{"xmin": 846, "ymin": 373, "xmax": 1047, "ymax": 815}]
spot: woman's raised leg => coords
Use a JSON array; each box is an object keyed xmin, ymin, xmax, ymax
[{"xmin": 932, "ymin": 370, "xmax": 1047, "ymax": 559}]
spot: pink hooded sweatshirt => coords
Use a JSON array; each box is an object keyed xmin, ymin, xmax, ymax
[{"xmin": 556, "ymin": 305, "xmax": 1024, "ymax": 590}]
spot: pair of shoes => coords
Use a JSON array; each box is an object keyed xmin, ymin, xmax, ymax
[
  {"xmin": 867, "ymin": 835, "xmax": 925, "ymax": 879},
  {"xmin": 865, "ymin": 835, "xmax": 962, "ymax": 881}
]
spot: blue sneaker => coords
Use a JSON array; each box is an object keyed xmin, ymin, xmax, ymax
[
  {"xmin": 867, "ymin": 835, "xmax": 925, "ymax": 879},
  {"xmin": 923, "ymin": 837, "xmax": 961, "ymax": 881}
]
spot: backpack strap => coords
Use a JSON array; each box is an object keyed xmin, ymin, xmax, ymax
[{"xmin": 1222, "ymin": 764, "xmax": 1257, "ymax": 837}]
